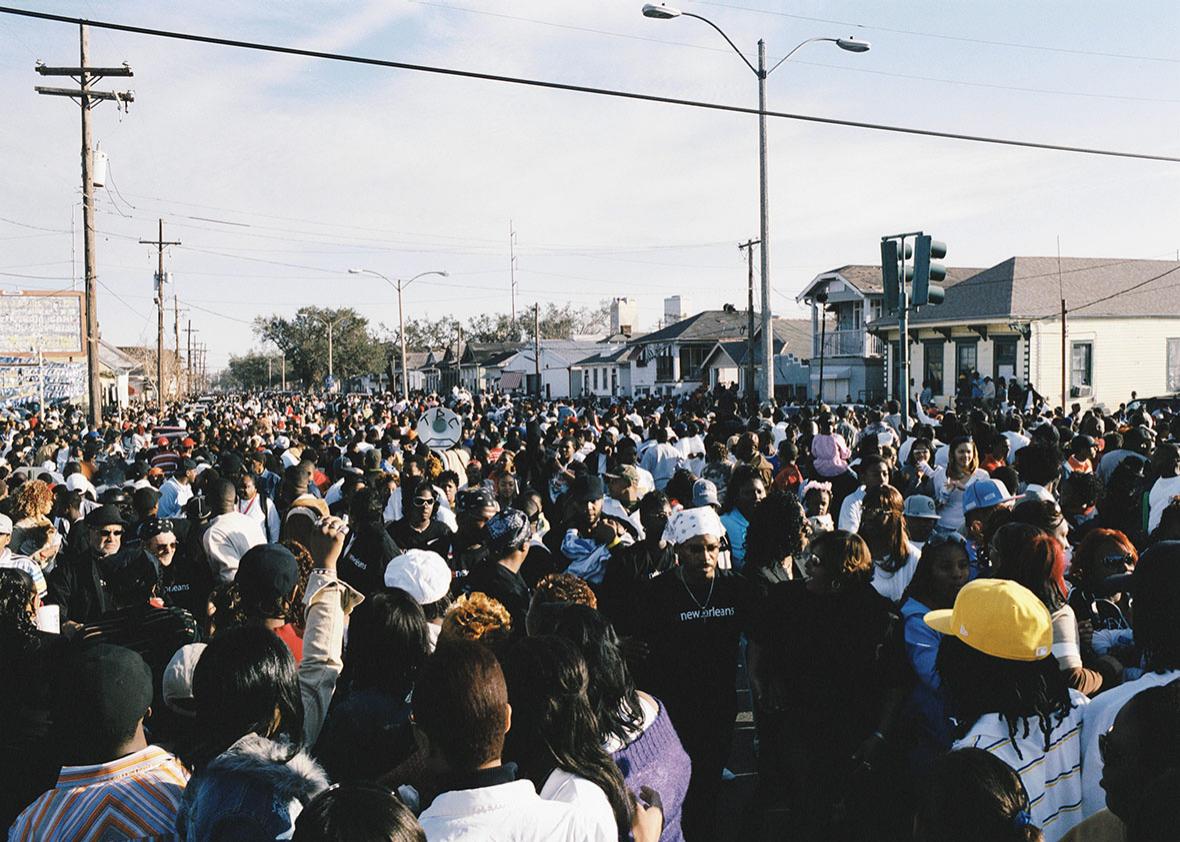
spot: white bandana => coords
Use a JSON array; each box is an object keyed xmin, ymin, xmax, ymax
[{"xmin": 664, "ymin": 506, "xmax": 724, "ymax": 546}]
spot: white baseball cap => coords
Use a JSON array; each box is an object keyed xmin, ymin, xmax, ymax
[{"xmin": 384, "ymin": 549, "xmax": 452, "ymax": 605}]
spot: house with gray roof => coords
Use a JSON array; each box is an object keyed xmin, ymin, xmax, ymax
[
  {"xmin": 797, "ymin": 264, "xmax": 982, "ymax": 403},
  {"xmin": 624, "ymin": 306, "xmax": 755, "ymax": 397},
  {"xmin": 700, "ymin": 319, "xmax": 813, "ymax": 400},
  {"xmin": 867, "ymin": 256, "xmax": 1180, "ymax": 408}
]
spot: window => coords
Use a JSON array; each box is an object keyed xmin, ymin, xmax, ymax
[
  {"xmin": 679, "ymin": 345, "xmax": 709, "ymax": 381},
  {"xmin": 923, "ymin": 340, "xmax": 945, "ymax": 394},
  {"xmin": 656, "ymin": 350, "xmax": 674, "ymax": 382},
  {"xmin": 955, "ymin": 341, "xmax": 978, "ymax": 378},
  {"xmin": 1169, "ymin": 339, "xmax": 1180, "ymax": 393},
  {"xmin": 1071, "ymin": 341, "xmax": 1093, "ymax": 390},
  {"xmin": 993, "ymin": 338, "xmax": 1018, "ymax": 383}
]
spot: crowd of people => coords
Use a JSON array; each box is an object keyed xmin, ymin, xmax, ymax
[{"xmin": 1, "ymin": 382, "xmax": 1179, "ymax": 841}]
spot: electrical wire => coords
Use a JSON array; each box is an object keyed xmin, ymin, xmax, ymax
[
  {"xmin": 693, "ymin": 1, "xmax": 1180, "ymax": 65},
  {"xmin": 2, "ymin": 5, "xmax": 1177, "ymax": 163},
  {"xmin": 417, "ymin": 0, "xmax": 1180, "ymax": 106}
]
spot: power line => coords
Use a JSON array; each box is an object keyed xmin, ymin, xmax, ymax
[
  {"xmin": 1, "ymin": 6, "xmax": 1177, "ymax": 164},
  {"xmin": 1068, "ymin": 264, "xmax": 1180, "ymax": 314},
  {"xmin": 693, "ymin": 1, "xmax": 1180, "ymax": 65},
  {"xmin": 418, "ymin": 0, "xmax": 1180, "ymax": 106}
]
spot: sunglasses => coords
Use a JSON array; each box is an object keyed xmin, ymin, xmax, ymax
[
  {"xmin": 151, "ymin": 541, "xmax": 178, "ymax": 553},
  {"xmin": 412, "ymin": 497, "xmax": 434, "ymax": 508},
  {"xmin": 99, "ymin": 528, "xmax": 123, "ymax": 538},
  {"xmin": 925, "ymin": 531, "xmax": 967, "ymax": 548},
  {"xmin": 1101, "ymin": 552, "xmax": 1135, "ymax": 569}
]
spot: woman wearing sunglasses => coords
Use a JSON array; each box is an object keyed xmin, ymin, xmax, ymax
[{"xmin": 896, "ymin": 531, "xmax": 971, "ymax": 788}]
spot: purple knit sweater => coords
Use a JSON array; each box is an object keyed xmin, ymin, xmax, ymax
[{"xmin": 612, "ymin": 698, "xmax": 690, "ymax": 842}]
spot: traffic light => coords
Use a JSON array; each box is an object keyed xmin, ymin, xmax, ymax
[
  {"xmin": 881, "ymin": 238, "xmax": 913, "ymax": 314},
  {"xmin": 881, "ymin": 239, "xmax": 899, "ymax": 314},
  {"xmin": 912, "ymin": 235, "xmax": 947, "ymax": 307}
]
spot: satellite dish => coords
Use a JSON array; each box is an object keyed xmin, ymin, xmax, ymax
[{"xmin": 416, "ymin": 406, "xmax": 462, "ymax": 450}]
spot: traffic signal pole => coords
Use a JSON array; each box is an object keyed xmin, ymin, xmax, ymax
[{"xmin": 882, "ymin": 230, "xmax": 946, "ymax": 432}]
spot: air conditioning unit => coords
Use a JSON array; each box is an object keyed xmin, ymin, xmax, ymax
[{"xmin": 1070, "ymin": 385, "xmax": 1092, "ymax": 398}]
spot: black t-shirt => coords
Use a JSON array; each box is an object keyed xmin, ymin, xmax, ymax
[
  {"xmin": 338, "ymin": 525, "xmax": 400, "ymax": 597},
  {"xmin": 463, "ymin": 559, "xmax": 530, "ymax": 634},
  {"xmin": 754, "ymin": 579, "xmax": 905, "ymax": 753},
  {"xmin": 388, "ymin": 518, "xmax": 452, "ymax": 558},
  {"xmin": 634, "ymin": 569, "xmax": 758, "ymax": 727},
  {"xmin": 599, "ymin": 540, "xmax": 677, "ymax": 634}
]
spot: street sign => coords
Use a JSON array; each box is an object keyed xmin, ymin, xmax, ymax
[{"xmin": 416, "ymin": 406, "xmax": 462, "ymax": 450}]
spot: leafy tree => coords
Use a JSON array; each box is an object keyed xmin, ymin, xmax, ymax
[
  {"xmin": 254, "ymin": 307, "xmax": 383, "ymax": 386},
  {"xmin": 223, "ymin": 351, "xmax": 277, "ymax": 390}
]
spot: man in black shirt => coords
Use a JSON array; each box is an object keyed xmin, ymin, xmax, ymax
[
  {"xmin": 388, "ymin": 481, "xmax": 452, "ymax": 558},
  {"xmin": 634, "ymin": 506, "xmax": 758, "ymax": 841},
  {"xmin": 462, "ymin": 508, "xmax": 532, "ymax": 635},
  {"xmin": 600, "ymin": 490, "xmax": 675, "ymax": 632}
]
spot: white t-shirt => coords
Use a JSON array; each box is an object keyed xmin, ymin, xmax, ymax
[
  {"xmin": 1148, "ymin": 475, "xmax": 1180, "ymax": 533},
  {"xmin": 1079, "ymin": 669, "xmax": 1180, "ymax": 817},
  {"xmin": 870, "ymin": 547, "xmax": 920, "ymax": 603},
  {"xmin": 954, "ymin": 689, "xmax": 1089, "ymax": 842},
  {"xmin": 539, "ymin": 770, "xmax": 616, "ymax": 840}
]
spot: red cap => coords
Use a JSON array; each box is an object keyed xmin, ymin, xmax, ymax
[
  {"xmin": 182, "ymin": 437, "xmax": 195, "ymax": 448},
  {"xmin": 157, "ymin": 436, "xmax": 169, "ymax": 446}
]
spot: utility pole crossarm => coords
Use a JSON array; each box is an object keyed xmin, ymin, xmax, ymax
[
  {"xmin": 36, "ymin": 63, "xmax": 133, "ymax": 76},
  {"xmin": 34, "ymin": 86, "xmax": 134, "ymax": 103}
]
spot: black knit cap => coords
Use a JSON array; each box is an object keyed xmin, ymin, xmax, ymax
[
  {"xmin": 235, "ymin": 543, "xmax": 300, "ymax": 609},
  {"xmin": 61, "ymin": 644, "xmax": 153, "ymax": 737}
]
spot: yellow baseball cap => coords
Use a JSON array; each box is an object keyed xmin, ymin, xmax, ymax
[{"xmin": 924, "ymin": 578, "xmax": 1053, "ymax": 662}]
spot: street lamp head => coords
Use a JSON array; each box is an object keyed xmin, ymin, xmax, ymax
[
  {"xmin": 642, "ymin": 3, "xmax": 682, "ymax": 19},
  {"xmin": 835, "ymin": 36, "xmax": 871, "ymax": 53}
]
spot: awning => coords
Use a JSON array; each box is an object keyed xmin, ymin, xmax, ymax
[
  {"xmin": 811, "ymin": 366, "xmax": 852, "ymax": 381},
  {"xmin": 499, "ymin": 370, "xmax": 525, "ymax": 390}
]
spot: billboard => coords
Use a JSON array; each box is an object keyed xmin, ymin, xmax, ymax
[{"xmin": 0, "ymin": 291, "xmax": 85, "ymax": 356}]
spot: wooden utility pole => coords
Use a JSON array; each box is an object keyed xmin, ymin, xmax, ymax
[
  {"xmin": 35, "ymin": 25, "xmax": 134, "ymax": 426},
  {"xmin": 185, "ymin": 321, "xmax": 197, "ymax": 396},
  {"xmin": 738, "ymin": 238, "xmax": 760, "ymax": 412},
  {"xmin": 172, "ymin": 294, "xmax": 181, "ymax": 395},
  {"xmin": 533, "ymin": 303, "xmax": 541, "ymax": 398},
  {"xmin": 139, "ymin": 219, "xmax": 179, "ymax": 407},
  {"xmin": 509, "ymin": 221, "xmax": 518, "ymax": 324},
  {"xmin": 1061, "ymin": 298, "xmax": 1067, "ymax": 413}
]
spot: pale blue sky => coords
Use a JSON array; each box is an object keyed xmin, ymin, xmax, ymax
[{"xmin": 1, "ymin": 1, "xmax": 1177, "ymax": 367}]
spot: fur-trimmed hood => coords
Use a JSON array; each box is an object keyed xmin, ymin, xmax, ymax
[{"xmin": 177, "ymin": 734, "xmax": 329, "ymax": 841}]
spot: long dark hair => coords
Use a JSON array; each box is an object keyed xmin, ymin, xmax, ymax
[
  {"xmin": 744, "ymin": 491, "xmax": 808, "ymax": 574},
  {"xmin": 185, "ymin": 624, "xmax": 305, "ymax": 771},
  {"xmin": 337, "ymin": 590, "xmax": 429, "ymax": 699},
  {"xmin": 936, "ymin": 636, "xmax": 1073, "ymax": 757},
  {"xmin": 500, "ymin": 636, "xmax": 633, "ymax": 833},
  {"xmin": 915, "ymin": 748, "xmax": 1044, "ymax": 842},
  {"xmin": 0, "ymin": 568, "xmax": 37, "ymax": 663},
  {"xmin": 540, "ymin": 603, "xmax": 644, "ymax": 749}
]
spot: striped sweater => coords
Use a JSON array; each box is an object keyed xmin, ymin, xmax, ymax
[
  {"xmin": 954, "ymin": 689, "xmax": 1089, "ymax": 842},
  {"xmin": 8, "ymin": 745, "xmax": 189, "ymax": 841}
]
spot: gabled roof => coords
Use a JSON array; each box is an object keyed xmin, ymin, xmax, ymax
[
  {"xmin": 99, "ymin": 340, "xmax": 139, "ymax": 374},
  {"xmin": 704, "ymin": 318, "xmax": 812, "ymax": 367},
  {"xmin": 461, "ymin": 342, "xmax": 522, "ymax": 366},
  {"xmin": 628, "ymin": 309, "xmax": 753, "ymax": 346},
  {"xmin": 892, "ymin": 256, "xmax": 1180, "ymax": 325},
  {"xmin": 393, "ymin": 351, "xmax": 431, "ymax": 372},
  {"xmin": 797, "ymin": 264, "xmax": 982, "ymax": 303},
  {"xmin": 574, "ymin": 345, "xmax": 633, "ymax": 366}
]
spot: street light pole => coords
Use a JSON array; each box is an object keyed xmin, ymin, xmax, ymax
[
  {"xmin": 397, "ymin": 279, "xmax": 408, "ymax": 398},
  {"xmin": 348, "ymin": 268, "xmax": 448, "ymax": 399},
  {"xmin": 642, "ymin": 3, "xmax": 869, "ymax": 408},
  {"xmin": 757, "ymin": 39, "xmax": 772, "ymax": 406}
]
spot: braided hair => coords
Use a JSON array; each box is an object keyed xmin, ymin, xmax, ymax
[{"xmin": 936, "ymin": 635, "xmax": 1074, "ymax": 758}]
